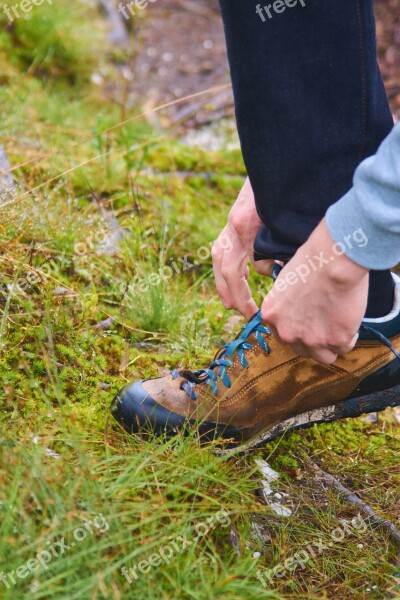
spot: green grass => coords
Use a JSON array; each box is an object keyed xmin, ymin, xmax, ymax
[{"xmin": 0, "ymin": 2, "xmax": 399, "ymax": 598}]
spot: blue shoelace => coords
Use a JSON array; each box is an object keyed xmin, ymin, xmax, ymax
[
  {"xmin": 172, "ymin": 312, "xmax": 270, "ymax": 401},
  {"xmin": 359, "ymin": 324, "xmax": 400, "ymax": 363},
  {"xmin": 172, "ymin": 314, "xmax": 400, "ymax": 402}
]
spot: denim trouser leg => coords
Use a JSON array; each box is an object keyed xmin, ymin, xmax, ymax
[{"xmin": 218, "ymin": 0, "xmax": 394, "ymax": 316}]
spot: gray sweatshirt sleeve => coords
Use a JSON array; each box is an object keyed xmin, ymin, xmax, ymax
[{"xmin": 326, "ymin": 123, "xmax": 400, "ymax": 270}]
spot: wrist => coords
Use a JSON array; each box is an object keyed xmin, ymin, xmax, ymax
[
  {"xmin": 228, "ymin": 178, "xmax": 262, "ymax": 231},
  {"xmin": 307, "ymin": 219, "xmax": 368, "ymax": 288}
]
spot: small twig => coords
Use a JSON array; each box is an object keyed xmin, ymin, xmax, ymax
[{"xmin": 306, "ymin": 458, "xmax": 400, "ymax": 551}]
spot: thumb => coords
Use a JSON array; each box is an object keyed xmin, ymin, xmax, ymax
[{"xmin": 252, "ymin": 259, "xmax": 275, "ymax": 277}]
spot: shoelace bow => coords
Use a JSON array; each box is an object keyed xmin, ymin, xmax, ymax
[{"xmin": 172, "ymin": 311, "xmax": 270, "ymax": 401}]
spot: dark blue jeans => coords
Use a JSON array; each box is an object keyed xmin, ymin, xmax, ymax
[{"xmin": 219, "ymin": 0, "xmax": 394, "ymax": 317}]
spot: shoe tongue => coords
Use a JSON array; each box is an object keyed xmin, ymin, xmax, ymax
[{"xmin": 272, "ymin": 262, "xmax": 284, "ymax": 281}]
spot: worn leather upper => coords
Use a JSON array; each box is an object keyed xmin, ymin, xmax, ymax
[{"xmin": 140, "ymin": 323, "xmax": 400, "ymax": 441}]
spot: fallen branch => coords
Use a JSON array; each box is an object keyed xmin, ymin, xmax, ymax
[{"xmin": 306, "ymin": 458, "xmax": 400, "ymax": 551}]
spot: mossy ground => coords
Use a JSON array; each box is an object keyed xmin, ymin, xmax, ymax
[{"xmin": 0, "ymin": 2, "xmax": 399, "ymax": 599}]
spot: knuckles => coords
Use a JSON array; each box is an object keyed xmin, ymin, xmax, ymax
[
  {"xmin": 277, "ymin": 330, "xmax": 297, "ymax": 346},
  {"xmin": 229, "ymin": 214, "xmax": 248, "ymax": 237},
  {"xmin": 220, "ymin": 265, "xmax": 236, "ymax": 280}
]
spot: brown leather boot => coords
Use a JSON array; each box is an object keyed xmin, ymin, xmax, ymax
[{"xmin": 111, "ymin": 310, "xmax": 400, "ymax": 451}]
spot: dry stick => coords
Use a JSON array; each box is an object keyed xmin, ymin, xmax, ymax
[
  {"xmin": 306, "ymin": 458, "xmax": 400, "ymax": 551},
  {"xmin": 170, "ymin": 90, "xmax": 234, "ymax": 129}
]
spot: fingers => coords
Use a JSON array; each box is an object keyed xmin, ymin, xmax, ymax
[
  {"xmin": 350, "ymin": 333, "xmax": 359, "ymax": 348},
  {"xmin": 289, "ymin": 343, "xmax": 338, "ymax": 365},
  {"xmin": 221, "ymin": 264, "xmax": 259, "ymax": 318},
  {"xmin": 212, "ymin": 243, "xmax": 236, "ymax": 310},
  {"xmin": 271, "ymin": 327, "xmax": 338, "ymax": 364},
  {"xmin": 268, "ymin": 322, "xmax": 358, "ymax": 364},
  {"xmin": 212, "ymin": 226, "xmax": 259, "ymax": 319}
]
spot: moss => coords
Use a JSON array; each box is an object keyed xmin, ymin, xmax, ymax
[{"xmin": 1, "ymin": 0, "xmax": 104, "ymax": 84}]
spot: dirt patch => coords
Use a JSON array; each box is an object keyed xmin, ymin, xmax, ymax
[
  {"xmin": 116, "ymin": 0, "xmax": 400, "ymax": 132},
  {"xmin": 126, "ymin": 0, "xmax": 233, "ymax": 132},
  {"xmin": 375, "ymin": 0, "xmax": 400, "ymax": 120}
]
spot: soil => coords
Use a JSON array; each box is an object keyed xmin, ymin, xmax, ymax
[
  {"xmin": 125, "ymin": 0, "xmax": 233, "ymax": 132},
  {"xmin": 375, "ymin": 0, "xmax": 400, "ymax": 119},
  {"xmin": 118, "ymin": 0, "xmax": 400, "ymax": 131}
]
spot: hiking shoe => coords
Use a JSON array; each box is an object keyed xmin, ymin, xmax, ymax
[{"xmin": 111, "ymin": 280, "xmax": 400, "ymax": 451}]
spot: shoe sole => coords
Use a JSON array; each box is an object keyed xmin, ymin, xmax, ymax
[{"xmin": 217, "ymin": 384, "xmax": 400, "ymax": 456}]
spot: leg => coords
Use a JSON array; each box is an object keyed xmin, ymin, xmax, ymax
[{"xmin": 218, "ymin": 0, "xmax": 394, "ymax": 317}]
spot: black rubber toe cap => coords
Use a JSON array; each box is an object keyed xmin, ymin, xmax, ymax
[
  {"xmin": 110, "ymin": 380, "xmax": 244, "ymax": 442},
  {"xmin": 111, "ymin": 380, "xmax": 189, "ymax": 435}
]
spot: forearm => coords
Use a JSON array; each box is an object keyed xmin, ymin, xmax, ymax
[{"xmin": 326, "ymin": 124, "xmax": 400, "ymax": 270}]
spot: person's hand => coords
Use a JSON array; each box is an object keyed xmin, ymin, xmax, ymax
[
  {"xmin": 261, "ymin": 218, "xmax": 369, "ymax": 364},
  {"xmin": 212, "ymin": 178, "xmax": 275, "ymax": 319}
]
